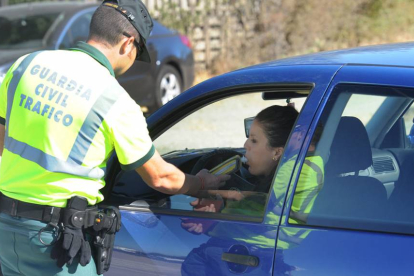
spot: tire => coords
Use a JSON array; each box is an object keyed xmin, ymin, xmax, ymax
[{"xmin": 154, "ymin": 65, "xmax": 182, "ymax": 109}]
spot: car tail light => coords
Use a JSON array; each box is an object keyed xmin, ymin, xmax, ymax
[{"xmin": 180, "ymin": 35, "xmax": 192, "ymax": 49}]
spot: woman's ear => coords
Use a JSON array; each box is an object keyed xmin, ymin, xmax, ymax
[{"xmin": 273, "ymin": 147, "xmax": 284, "ymax": 161}]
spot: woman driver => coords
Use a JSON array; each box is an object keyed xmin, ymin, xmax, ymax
[
  {"xmin": 187, "ymin": 105, "xmax": 299, "ymax": 215},
  {"xmin": 243, "ymin": 105, "xmax": 299, "ymax": 193}
]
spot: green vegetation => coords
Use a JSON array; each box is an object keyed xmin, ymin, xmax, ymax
[{"xmin": 156, "ymin": 2, "xmax": 202, "ymax": 35}]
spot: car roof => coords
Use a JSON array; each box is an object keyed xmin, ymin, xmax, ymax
[
  {"xmin": 248, "ymin": 42, "xmax": 414, "ymax": 69},
  {"xmin": 0, "ymin": 2, "xmax": 97, "ymax": 17}
]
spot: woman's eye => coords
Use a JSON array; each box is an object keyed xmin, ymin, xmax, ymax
[{"xmin": 251, "ymin": 139, "xmax": 257, "ymax": 143}]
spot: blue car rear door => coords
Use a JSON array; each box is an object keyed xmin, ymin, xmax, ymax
[{"xmin": 275, "ymin": 65, "xmax": 414, "ymax": 275}]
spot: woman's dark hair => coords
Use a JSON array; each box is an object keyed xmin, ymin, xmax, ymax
[
  {"xmin": 253, "ymin": 105, "xmax": 299, "ymax": 193},
  {"xmin": 88, "ymin": 5, "xmax": 139, "ymax": 46},
  {"xmin": 255, "ymin": 105, "xmax": 299, "ymax": 148}
]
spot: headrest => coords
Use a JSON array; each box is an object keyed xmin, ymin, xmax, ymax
[{"xmin": 326, "ymin": 116, "xmax": 372, "ymax": 175}]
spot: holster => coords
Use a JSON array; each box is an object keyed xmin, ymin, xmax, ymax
[
  {"xmin": 60, "ymin": 197, "xmax": 122, "ymax": 274},
  {"xmin": 89, "ymin": 206, "xmax": 122, "ymax": 275}
]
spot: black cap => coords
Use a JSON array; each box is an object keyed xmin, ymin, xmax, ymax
[{"xmin": 102, "ymin": 0, "xmax": 153, "ymax": 62}]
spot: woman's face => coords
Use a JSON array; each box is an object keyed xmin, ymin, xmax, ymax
[{"xmin": 244, "ymin": 120, "xmax": 280, "ymax": 176}]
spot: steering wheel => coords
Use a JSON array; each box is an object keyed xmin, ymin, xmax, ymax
[{"xmin": 190, "ymin": 149, "xmax": 255, "ymax": 191}]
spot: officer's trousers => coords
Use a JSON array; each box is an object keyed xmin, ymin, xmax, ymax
[{"xmin": 0, "ymin": 213, "xmax": 100, "ymax": 276}]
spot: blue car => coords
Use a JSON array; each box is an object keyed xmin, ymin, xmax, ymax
[{"xmin": 102, "ymin": 42, "xmax": 414, "ymax": 275}]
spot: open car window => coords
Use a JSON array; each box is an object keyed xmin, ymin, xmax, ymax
[
  {"xmin": 109, "ymin": 90, "xmax": 307, "ymax": 222},
  {"xmin": 154, "ymin": 93, "xmax": 305, "ymax": 155}
]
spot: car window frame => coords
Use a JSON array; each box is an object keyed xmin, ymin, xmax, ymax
[
  {"xmin": 55, "ymin": 6, "xmax": 97, "ymax": 50},
  {"xmin": 105, "ymin": 83, "xmax": 317, "ymax": 224},
  {"xmin": 282, "ymin": 65, "xmax": 414, "ymax": 236}
]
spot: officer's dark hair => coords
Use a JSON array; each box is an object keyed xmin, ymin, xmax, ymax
[
  {"xmin": 89, "ymin": 4, "xmax": 139, "ymax": 46},
  {"xmin": 255, "ymin": 105, "xmax": 299, "ymax": 149}
]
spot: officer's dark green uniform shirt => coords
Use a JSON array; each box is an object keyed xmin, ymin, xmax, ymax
[{"xmin": 0, "ymin": 42, "xmax": 155, "ymax": 207}]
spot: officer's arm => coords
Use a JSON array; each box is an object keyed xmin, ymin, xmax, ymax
[
  {"xmin": 135, "ymin": 150, "xmax": 230, "ymax": 195},
  {"xmin": 0, "ymin": 123, "xmax": 4, "ymax": 156}
]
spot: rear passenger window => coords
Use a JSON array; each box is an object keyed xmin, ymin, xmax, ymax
[{"xmin": 289, "ymin": 84, "xmax": 414, "ymax": 235}]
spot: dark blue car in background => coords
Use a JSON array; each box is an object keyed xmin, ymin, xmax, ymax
[
  {"xmin": 0, "ymin": 2, "xmax": 194, "ymax": 113},
  {"xmin": 99, "ymin": 41, "xmax": 414, "ymax": 275}
]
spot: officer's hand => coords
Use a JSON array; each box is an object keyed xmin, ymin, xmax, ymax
[
  {"xmin": 51, "ymin": 225, "xmax": 91, "ymax": 267},
  {"xmin": 196, "ymin": 169, "xmax": 231, "ymax": 190}
]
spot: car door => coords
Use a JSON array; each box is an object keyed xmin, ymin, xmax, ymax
[
  {"xmin": 276, "ymin": 65, "xmax": 414, "ymax": 275},
  {"xmin": 105, "ymin": 91, "xmax": 284, "ymax": 276},
  {"xmin": 103, "ymin": 65, "xmax": 339, "ymax": 275}
]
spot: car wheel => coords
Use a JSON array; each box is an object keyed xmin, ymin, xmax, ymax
[{"xmin": 155, "ymin": 65, "xmax": 182, "ymax": 109}]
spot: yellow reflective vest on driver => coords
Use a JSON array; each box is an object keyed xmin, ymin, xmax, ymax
[{"xmin": 0, "ymin": 42, "xmax": 155, "ymax": 208}]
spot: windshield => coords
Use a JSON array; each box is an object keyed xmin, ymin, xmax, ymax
[{"xmin": 0, "ymin": 13, "xmax": 60, "ymax": 49}]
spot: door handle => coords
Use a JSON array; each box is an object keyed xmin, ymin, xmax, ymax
[{"xmin": 221, "ymin": 252, "xmax": 259, "ymax": 267}]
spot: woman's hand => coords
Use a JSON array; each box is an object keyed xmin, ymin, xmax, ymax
[
  {"xmin": 181, "ymin": 199, "xmax": 220, "ymax": 234},
  {"xmin": 181, "ymin": 219, "xmax": 205, "ymax": 234},
  {"xmin": 190, "ymin": 198, "xmax": 221, "ymax": 212}
]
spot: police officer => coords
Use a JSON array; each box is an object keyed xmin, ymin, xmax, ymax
[{"xmin": 0, "ymin": 0, "xmax": 229, "ymax": 275}]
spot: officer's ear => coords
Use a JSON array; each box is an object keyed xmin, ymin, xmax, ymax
[{"xmin": 119, "ymin": 35, "xmax": 135, "ymax": 57}]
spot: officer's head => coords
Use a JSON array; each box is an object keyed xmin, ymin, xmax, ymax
[{"xmin": 88, "ymin": 0, "xmax": 153, "ymax": 75}]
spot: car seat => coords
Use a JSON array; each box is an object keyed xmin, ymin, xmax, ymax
[{"xmin": 308, "ymin": 116, "xmax": 387, "ymax": 227}]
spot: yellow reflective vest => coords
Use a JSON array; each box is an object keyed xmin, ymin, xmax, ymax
[{"xmin": 0, "ymin": 42, "xmax": 154, "ymax": 207}]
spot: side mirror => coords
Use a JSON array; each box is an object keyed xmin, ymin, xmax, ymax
[{"xmin": 244, "ymin": 117, "xmax": 254, "ymax": 138}]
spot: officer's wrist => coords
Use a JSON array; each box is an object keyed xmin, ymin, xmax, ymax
[{"xmin": 197, "ymin": 175, "xmax": 205, "ymax": 190}]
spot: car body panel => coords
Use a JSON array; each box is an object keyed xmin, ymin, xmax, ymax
[
  {"xmin": 276, "ymin": 227, "xmax": 414, "ymax": 275},
  {"xmin": 254, "ymin": 42, "xmax": 414, "ymax": 68},
  {"xmin": 107, "ymin": 211, "xmax": 278, "ymax": 275}
]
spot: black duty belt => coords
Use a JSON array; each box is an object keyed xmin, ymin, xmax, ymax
[
  {"xmin": 0, "ymin": 193, "xmax": 98, "ymax": 228},
  {"xmin": 0, "ymin": 193, "xmax": 61, "ymax": 224}
]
